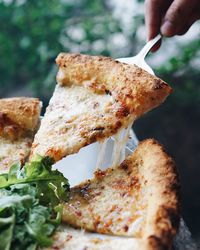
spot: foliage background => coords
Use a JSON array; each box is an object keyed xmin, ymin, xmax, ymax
[{"xmin": 0, "ymin": 0, "xmax": 200, "ymax": 241}]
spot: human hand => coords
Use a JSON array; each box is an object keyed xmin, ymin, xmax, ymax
[{"xmin": 145, "ymin": 0, "xmax": 200, "ymax": 50}]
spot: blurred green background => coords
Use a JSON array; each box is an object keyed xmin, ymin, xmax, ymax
[{"xmin": 0, "ymin": 0, "xmax": 200, "ymax": 242}]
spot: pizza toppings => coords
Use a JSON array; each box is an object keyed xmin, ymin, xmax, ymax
[
  {"xmin": 62, "ymin": 155, "xmax": 146, "ymax": 237},
  {"xmin": 30, "ymin": 84, "xmax": 134, "ymax": 161}
]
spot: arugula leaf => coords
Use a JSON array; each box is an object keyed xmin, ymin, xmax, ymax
[
  {"xmin": 0, "ymin": 155, "xmax": 69, "ymax": 203},
  {"xmin": 0, "ymin": 155, "xmax": 69, "ymax": 199},
  {"xmin": 0, "ymin": 156, "xmax": 70, "ymax": 250},
  {"xmin": 0, "ymin": 210, "xmax": 14, "ymax": 250}
]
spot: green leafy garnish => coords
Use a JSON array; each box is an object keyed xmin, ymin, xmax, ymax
[{"xmin": 0, "ymin": 156, "xmax": 70, "ymax": 250}]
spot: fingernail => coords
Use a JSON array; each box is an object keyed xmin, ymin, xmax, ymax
[{"xmin": 161, "ymin": 20, "xmax": 175, "ymax": 37}]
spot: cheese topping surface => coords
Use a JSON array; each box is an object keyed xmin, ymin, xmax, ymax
[
  {"xmin": 0, "ymin": 137, "xmax": 32, "ymax": 173},
  {"xmin": 31, "ymin": 84, "xmax": 134, "ymax": 161},
  {"xmin": 62, "ymin": 156, "xmax": 147, "ymax": 237}
]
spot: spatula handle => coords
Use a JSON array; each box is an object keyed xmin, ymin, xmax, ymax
[{"xmin": 136, "ymin": 34, "xmax": 162, "ymax": 60}]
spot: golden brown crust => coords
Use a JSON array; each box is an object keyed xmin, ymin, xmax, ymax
[
  {"xmin": 56, "ymin": 53, "xmax": 172, "ymax": 117},
  {"xmin": 134, "ymin": 139, "xmax": 180, "ymax": 249},
  {"xmin": 0, "ymin": 112, "xmax": 25, "ymax": 141},
  {"xmin": 61, "ymin": 139, "xmax": 180, "ymax": 250},
  {"xmin": 0, "ymin": 97, "xmax": 42, "ymax": 173},
  {"xmin": 0, "ymin": 97, "xmax": 41, "ymax": 136}
]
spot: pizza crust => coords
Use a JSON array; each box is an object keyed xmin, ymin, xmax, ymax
[
  {"xmin": 56, "ymin": 53, "xmax": 172, "ymax": 117},
  {"xmin": 0, "ymin": 97, "xmax": 41, "ymax": 173},
  {"xmin": 60, "ymin": 139, "xmax": 180, "ymax": 250},
  {"xmin": 0, "ymin": 97, "xmax": 41, "ymax": 132},
  {"xmin": 133, "ymin": 139, "xmax": 180, "ymax": 247}
]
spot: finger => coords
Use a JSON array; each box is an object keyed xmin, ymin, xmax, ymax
[
  {"xmin": 176, "ymin": 25, "xmax": 192, "ymax": 35},
  {"xmin": 150, "ymin": 39, "xmax": 162, "ymax": 53},
  {"xmin": 145, "ymin": 0, "xmax": 162, "ymax": 52},
  {"xmin": 161, "ymin": 0, "xmax": 196, "ymax": 37},
  {"xmin": 145, "ymin": 0, "xmax": 172, "ymax": 52},
  {"xmin": 145, "ymin": 0, "xmax": 162, "ymax": 40},
  {"xmin": 177, "ymin": 12, "xmax": 200, "ymax": 36},
  {"xmin": 145, "ymin": 0, "xmax": 172, "ymax": 40}
]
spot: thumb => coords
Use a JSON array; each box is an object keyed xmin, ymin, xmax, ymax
[{"xmin": 161, "ymin": 0, "xmax": 193, "ymax": 37}]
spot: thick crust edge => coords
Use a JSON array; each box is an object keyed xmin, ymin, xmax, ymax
[
  {"xmin": 56, "ymin": 53, "xmax": 172, "ymax": 118},
  {"xmin": 0, "ymin": 97, "xmax": 42, "ymax": 132},
  {"xmin": 134, "ymin": 139, "xmax": 180, "ymax": 250}
]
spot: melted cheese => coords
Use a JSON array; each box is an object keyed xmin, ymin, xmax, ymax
[
  {"xmin": 96, "ymin": 139, "xmax": 108, "ymax": 170},
  {"xmin": 111, "ymin": 123, "xmax": 133, "ymax": 167},
  {"xmin": 95, "ymin": 121, "xmax": 134, "ymax": 170},
  {"xmin": 119, "ymin": 122, "xmax": 133, "ymax": 162}
]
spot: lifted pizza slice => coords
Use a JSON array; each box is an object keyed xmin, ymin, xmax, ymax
[
  {"xmin": 0, "ymin": 97, "xmax": 41, "ymax": 173},
  {"xmin": 31, "ymin": 53, "xmax": 172, "ymax": 162}
]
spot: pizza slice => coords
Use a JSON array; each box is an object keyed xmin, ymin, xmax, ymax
[
  {"xmin": 47, "ymin": 226, "xmax": 143, "ymax": 250},
  {"xmin": 31, "ymin": 53, "xmax": 172, "ymax": 161},
  {"xmin": 0, "ymin": 97, "xmax": 41, "ymax": 173},
  {"xmin": 58, "ymin": 139, "xmax": 180, "ymax": 250}
]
